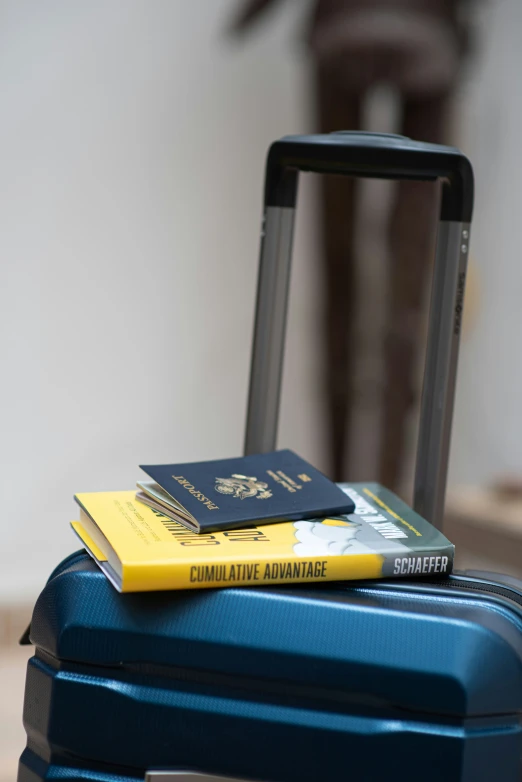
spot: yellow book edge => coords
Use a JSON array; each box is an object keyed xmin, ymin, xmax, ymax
[
  {"xmin": 71, "ymin": 519, "xmax": 125, "ymax": 592},
  {"xmin": 71, "ymin": 521, "xmax": 106, "ymax": 562}
]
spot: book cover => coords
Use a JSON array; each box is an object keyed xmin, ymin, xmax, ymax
[
  {"xmin": 72, "ymin": 483, "xmax": 455, "ymax": 592},
  {"xmin": 138, "ymin": 449, "xmax": 355, "ymax": 532}
]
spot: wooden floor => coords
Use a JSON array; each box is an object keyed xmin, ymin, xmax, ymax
[{"xmin": 0, "ymin": 644, "xmax": 32, "ymax": 782}]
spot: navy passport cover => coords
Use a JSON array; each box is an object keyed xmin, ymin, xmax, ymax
[{"xmin": 140, "ymin": 449, "xmax": 354, "ymax": 533}]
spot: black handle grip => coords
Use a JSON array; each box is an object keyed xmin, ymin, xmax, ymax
[{"xmin": 264, "ymin": 131, "xmax": 474, "ymax": 222}]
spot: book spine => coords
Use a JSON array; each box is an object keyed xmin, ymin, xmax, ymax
[
  {"xmin": 386, "ymin": 545, "xmax": 455, "ymax": 579},
  {"xmin": 125, "ymin": 554, "xmax": 382, "ymax": 592},
  {"xmin": 124, "ymin": 545, "xmax": 455, "ymax": 591}
]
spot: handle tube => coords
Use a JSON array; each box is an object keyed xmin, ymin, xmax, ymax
[
  {"xmin": 414, "ymin": 214, "xmax": 471, "ymax": 525},
  {"xmin": 244, "ymin": 206, "xmax": 295, "ymax": 456}
]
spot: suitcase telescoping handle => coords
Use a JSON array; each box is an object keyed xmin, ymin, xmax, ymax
[{"xmin": 244, "ymin": 131, "xmax": 474, "ymax": 530}]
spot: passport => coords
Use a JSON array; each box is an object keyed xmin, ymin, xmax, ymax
[{"xmin": 137, "ymin": 449, "xmax": 355, "ymax": 533}]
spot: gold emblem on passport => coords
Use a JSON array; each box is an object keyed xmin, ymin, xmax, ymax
[{"xmin": 214, "ymin": 474, "xmax": 273, "ymax": 500}]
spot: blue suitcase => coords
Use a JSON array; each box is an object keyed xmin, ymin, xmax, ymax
[{"xmin": 21, "ymin": 132, "xmax": 522, "ymax": 782}]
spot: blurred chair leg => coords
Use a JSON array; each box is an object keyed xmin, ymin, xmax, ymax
[
  {"xmin": 379, "ymin": 92, "xmax": 452, "ymax": 492},
  {"xmin": 316, "ymin": 68, "xmax": 362, "ymax": 480}
]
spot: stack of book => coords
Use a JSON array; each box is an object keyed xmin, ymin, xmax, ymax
[{"xmin": 72, "ymin": 449, "xmax": 454, "ymax": 592}]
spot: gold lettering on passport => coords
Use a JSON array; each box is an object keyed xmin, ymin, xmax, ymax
[
  {"xmin": 171, "ymin": 476, "xmax": 219, "ymax": 510},
  {"xmin": 267, "ymin": 469, "xmax": 301, "ymax": 493},
  {"xmin": 277, "ymin": 470, "xmax": 303, "ymax": 491}
]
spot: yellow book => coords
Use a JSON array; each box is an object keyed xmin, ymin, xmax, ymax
[{"xmin": 72, "ymin": 484, "xmax": 454, "ymax": 592}]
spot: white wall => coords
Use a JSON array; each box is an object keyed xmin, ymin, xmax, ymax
[
  {"xmin": 2, "ymin": 0, "xmax": 521, "ymax": 603},
  {"xmin": 0, "ymin": 0, "xmax": 325, "ymax": 602},
  {"xmin": 450, "ymin": 0, "xmax": 522, "ymax": 485}
]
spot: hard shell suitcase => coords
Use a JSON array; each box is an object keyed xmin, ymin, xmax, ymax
[{"xmin": 19, "ymin": 132, "xmax": 522, "ymax": 782}]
